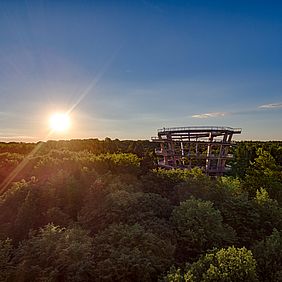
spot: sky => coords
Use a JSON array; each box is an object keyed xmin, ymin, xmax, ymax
[{"xmin": 0, "ymin": 0, "xmax": 282, "ymax": 142}]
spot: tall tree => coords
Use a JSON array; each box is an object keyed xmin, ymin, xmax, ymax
[
  {"xmin": 164, "ymin": 246, "xmax": 258, "ymax": 282},
  {"xmin": 12, "ymin": 224, "xmax": 95, "ymax": 282},
  {"xmin": 170, "ymin": 197, "xmax": 236, "ymax": 262}
]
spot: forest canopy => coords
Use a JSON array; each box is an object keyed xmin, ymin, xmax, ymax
[{"xmin": 0, "ymin": 139, "xmax": 281, "ymax": 281}]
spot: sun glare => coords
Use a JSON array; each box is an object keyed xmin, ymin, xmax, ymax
[{"xmin": 49, "ymin": 113, "xmax": 71, "ymax": 133}]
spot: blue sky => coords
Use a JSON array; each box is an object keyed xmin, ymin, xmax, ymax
[{"xmin": 0, "ymin": 0, "xmax": 282, "ymax": 141}]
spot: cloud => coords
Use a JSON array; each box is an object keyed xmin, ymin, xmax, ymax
[
  {"xmin": 192, "ymin": 112, "xmax": 227, "ymax": 119},
  {"xmin": 0, "ymin": 135, "xmax": 36, "ymax": 140},
  {"xmin": 258, "ymin": 103, "xmax": 282, "ymax": 109}
]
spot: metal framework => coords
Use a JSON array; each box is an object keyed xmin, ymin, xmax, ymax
[{"xmin": 152, "ymin": 126, "xmax": 241, "ymax": 176}]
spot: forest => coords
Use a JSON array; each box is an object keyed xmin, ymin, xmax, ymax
[{"xmin": 0, "ymin": 138, "xmax": 281, "ymax": 281}]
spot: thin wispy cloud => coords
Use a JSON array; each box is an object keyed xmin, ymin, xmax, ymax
[
  {"xmin": 0, "ymin": 135, "xmax": 35, "ymax": 140},
  {"xmin": 192, "ymin": 112, "xmax": 227, "ymax": 119},
  {"xmin": 258, "ymin": 103, "xmax": 282, "ymax": 109}
]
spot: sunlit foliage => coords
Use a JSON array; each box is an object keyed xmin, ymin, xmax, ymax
[{"xmin": 164, "ymin": 246, "xmax": 258, "ymax": 282}]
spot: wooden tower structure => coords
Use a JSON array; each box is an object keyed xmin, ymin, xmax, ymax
[{"xmin": 152, "ymin": 126, "xmax": 241, "ymax": 176}]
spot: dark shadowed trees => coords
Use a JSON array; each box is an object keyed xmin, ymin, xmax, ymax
[
  {"xmin": 252, "ymin": 229, "xmax": 282, "ymax": 282},
  {"xmin": 12, "ymin": 224, "xmax": 95, "ymax": 282},
  {"xmin": 0, "ymin": 238, "xmax": 14, "ymax": 281},
  {"xmin": 93, "ymin": 223, "xmax": 175, "ymax": 282}
]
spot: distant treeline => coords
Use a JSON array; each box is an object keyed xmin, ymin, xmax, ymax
[
  {"xmin": 0, "ymin": 138, "xmax": 156, "ymax": 156},
  {"xmin": 0, "ymin": 138, "xmax": 281, "ymax": 175}
]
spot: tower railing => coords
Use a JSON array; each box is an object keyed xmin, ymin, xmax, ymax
[{"xmin": 157, "ymin": 126, "xmax": 242, "ymax": 133}]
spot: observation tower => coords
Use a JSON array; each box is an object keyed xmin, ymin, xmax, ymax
[{"xmin": 152, "ymin": 126, "xmax": 241, "ymax": 176}]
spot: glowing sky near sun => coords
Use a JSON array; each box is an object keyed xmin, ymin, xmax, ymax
[{"xmin": 0, "ymin": 0, "xmax": 282, "ymax": 141}]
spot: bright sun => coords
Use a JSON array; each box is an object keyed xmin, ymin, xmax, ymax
[{"xmin": 49, "ymin": 113, "xmax": 71, "ymax": 133}]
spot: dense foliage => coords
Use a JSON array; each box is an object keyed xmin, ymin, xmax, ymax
[{"xmin": 0, "ymin": 139, "xmax": 281, "ymax": 281}]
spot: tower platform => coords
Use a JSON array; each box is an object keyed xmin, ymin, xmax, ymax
[{"xmin": 152, "ymin": 126, "xmax": 241, "ymax": 176}]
